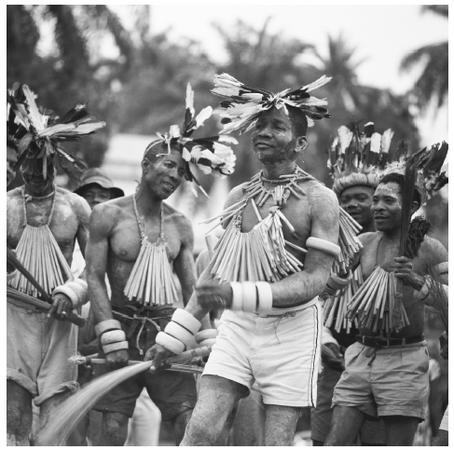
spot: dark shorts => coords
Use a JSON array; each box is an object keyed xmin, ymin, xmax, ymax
[
  {"xmin": 332, "ymin": 341, "xmax": 429, "ymax": 420},
  {"xmin": 93, "ymin": 304, "xmax": 197, "ymax": 419}
]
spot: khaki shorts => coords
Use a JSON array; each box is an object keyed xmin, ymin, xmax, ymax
[
  {"xmin": 7, "ymin": 302, "xmax": 79, "ymax": 406},
  {"xmin": 203, "ymin": 300, "xmax": 321, "ymax": 407},
  {"xmin": 332, "ymin": 341, "xmax": 429, "ymax": 420}
]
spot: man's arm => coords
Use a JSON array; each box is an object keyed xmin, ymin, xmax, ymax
[
  {"xmin": 271, "ymin": 186, "xmax": 340, "ymax": 307},
  {"xmin": 73, "ymin": 193, "xmax": 91, "ymax": 257},
  {"xmin": 85, "ymin": 203, "xmax": 114, "ymax": 322},
  {"xmin": 173, "ymin": 216, "xmax": 196, "ymax": 306}
]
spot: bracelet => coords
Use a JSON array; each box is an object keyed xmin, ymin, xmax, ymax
[
  {"xmin": 155, "ymin": 331, "xmax": 186, "ymax": 354},
  {"xmin": 171, "ymin": 308, "xmax": 202, "ymax": 335},
  {"xmin": 52, "ymin": 278, "xmax": 88, "ymax": 308},
  {"xmin": 195, "ymin": 328, "xmax": 218, "ymax": 343},
  {"xmin": 241, "ymin": 282, "xmax": 257, "ymax": 312},
  {"xmin": 255, "ymin": 282, "xmax": 273, "ymax": 313},
  {"xmin": 102, "ymin": 341, "xmax": 129, "ymax": 355},
  {"xmin": 306, "ymin": 237, "xmax": 341, "ymax": 258},
  {"xmin": 230, "ymin": 282, "xmax": 243, "ymax": 311},
  {"xmin": 100, "ymin": 329, "xmax": 127, "ymax": 346},
  {"xmin": 164, "ymin": 321, "xmax": 194, "ymax": 345},
  {"xmin": 95, "ymin": 319, "xmax": 122, "ymax": 337}
]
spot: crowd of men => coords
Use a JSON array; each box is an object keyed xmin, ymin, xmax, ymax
[{"xmin": 6, "ymin": 76, "xmax": 448, "ymax": 446}]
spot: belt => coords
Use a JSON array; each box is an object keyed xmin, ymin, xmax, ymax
[{"xmin": 357, "ymin": 335, "xmax": 424, "ymax": 348}]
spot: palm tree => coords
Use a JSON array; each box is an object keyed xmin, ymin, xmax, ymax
[{"xmin": 400, "ymin": 6, "xmax": 448, "ymax": 109}]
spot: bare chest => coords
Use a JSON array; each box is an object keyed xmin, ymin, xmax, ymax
[
  {"xmin": 110, "ymin": 216, "xmax": 182, "ymax": 263},
  {"xmin": 239, "ymin": 194, "xmax": 311, "ymax": 248},
  {"xmin": 7, "ymin": 197, "xmax": 79, "ymax": 253}
]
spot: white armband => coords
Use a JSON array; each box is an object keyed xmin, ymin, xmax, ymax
[
  {"xmin": 306, "ymin": 237, "xmax": 341, "ymax": 258},
  {"xmin": 52, "ymin": 278, "xmax": 88, "ymax": 308},
  {"xmin": 95, "ymin": 319, "xmax": 122, "ymax": 337},
  {"xmin": 229, "ymin": 281, "xmax": 273, "ymax": 314},
  {"xmin": 100, "ymin": 329, "xmax": 126, "ymax": 345},
  {"xmin": 156, "ymin": 309, "xmax": 202, "ymax": 354},
  {"xmin": 195, "ymin": 328, "xmax": 218, "ymax": 343},
  {"xmin": 102, "ymin": 341, "xmax": 129, "ymax": 354}
]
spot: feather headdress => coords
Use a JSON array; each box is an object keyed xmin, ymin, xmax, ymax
[
  {"xmin": 328, "ymin": 122, "xmax": 397, "ymax": 195},
  {"xmin": 146, "ymin": 83, "xmax": 237, "ymax": 194},
  {"xmin": 211, "ymin": 73, "xmax": 331, "ymax": 134},
  {"xmin": 7, "ymin": 84, "xmax": 106, "ymax": 181}
]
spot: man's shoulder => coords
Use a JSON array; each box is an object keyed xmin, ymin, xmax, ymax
[
  {"xmin": 163, "ymin": 202, "xmax": 192, "ymax": 230},
  {"xmin": 7, "ymin": 186, "xmax": 22, "ymax": 200},
  {"xmin": 358, "ymin": 231, "xmax": 379, "ymax": 246},
  {"xmin": 418, "ymin": 235, "xmax": 447, "ymax": 262},
  {"xmin": 93, "ymin": 195, "xmax": 130, "ymax": 218},
  {"xmin": 304, "ymin": 180, "xmax": 339, "ymax": 212}
]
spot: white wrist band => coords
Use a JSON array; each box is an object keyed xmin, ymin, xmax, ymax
[
  {"xmin": 242, "ymin": 282, "xmax": 257, "ymax": 312},
  {"xmin": 230, "ymin": 282, "xmax": 243, "ymax": 311},
  {"xmin": 52, "ymin": 279, "xmax": 88, "ymax": 308},
  {"xmin": 256, "ymin": 282, "xmax": 273, "ymax": 313},
  {"xmin": 100, "ymin": 329, "xmax": 127, "ymax": 345},
  {"xmin": 102, "ymin": 341, "xmax": 129, "ymax": 354},
  {"xmin": 95, "ymin": 319, "xmax": 122, "ymax": 337},
  {"xmin": 171, "ymin": 308, "xmax": 202, "ymax": 335},
  {"xmin": 155, "ymin": 331, "xmax": 186, "ymax": 354},
  {"xmin": 306, "ymin": 237, "xmax": 341, "ymax": 257},
  {"xmin": 164, "ymin": 321, "xmax": 194, "ymax": 346},
  {"xmin": 195, "ymin": 329, "xmax": 218, "ymax": 343}
]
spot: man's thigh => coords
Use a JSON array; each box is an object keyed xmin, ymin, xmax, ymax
[
  {"xmin": 145, "ymin": 369, "xmax": 196, "ymax": 421},
  {"xmin": 372, "ymin": 344, "xmax": 429, "ymax": 420}
]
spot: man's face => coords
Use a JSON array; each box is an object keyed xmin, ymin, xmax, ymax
[
  {"xmin": 372, "ymin": 182, "xmax": 402, "ymax": 232},
  {"xmin": 79, "ymin": 184, "xmax": 112, "ymax": 209},
  {"xmin": 339, "ymin": 185, "xmax": 374, "ymax": 227},
  {"xmin": 143, "ymin": 150, "xmax": 186, "ymax": 199},
  {"xmin": 21, "ymin": 157, "xmax": 55, "ymax": 195},
  {"xmin": 251, "ymin": 108, "xmax": 298, "ymax": 164}
]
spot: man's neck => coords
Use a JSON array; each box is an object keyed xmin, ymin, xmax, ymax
[
  {"xmin": 24, "ymin": 184, "xmax": 55, "ymax": 199},
  {"xmin": 261, "ymin": 160, "xmax": 297, "ymax": 180},
  {"xmin": 380, "ymin": 227, "xmax": 401, "ymax": 243},
  {"xmin": 135, "ymin": 184, "xmax": 162, "ymax": 216}
]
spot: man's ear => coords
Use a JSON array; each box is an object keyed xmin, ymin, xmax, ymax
[
  {"xmin": 295, "ymin": 136, "xmax": 308, "ymax": 153},
  {"xmin": 141, "ymin": 159, "xmax": 150, "ymax": 173}
]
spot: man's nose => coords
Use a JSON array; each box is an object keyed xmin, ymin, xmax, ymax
[{"xmin": 257, "ymin": 124, "xmax": 272, "ymax": 137}]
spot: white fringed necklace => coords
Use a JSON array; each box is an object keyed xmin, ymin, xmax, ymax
[
  {"xmin": 123, "ymin": 195, "xmax": 180, "ymax": 306},
  {"xmin": 206, "ymin": 167, "xmax": 312, "ymax": 282},
  {"xmin": 8, "ymin": 187, "xmax": 73, "ymax": 297}
]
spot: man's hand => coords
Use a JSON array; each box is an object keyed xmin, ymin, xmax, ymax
[
  {"xmin": 48, "ymin": 293, "xmax": 73, "ymax": 320},
  {"xmin": 105, "ymin": 349, "xmax": 129, "ymax": 369},
  {"xmin": 383, "ymin": 256, "xmax": 425, "ymax": 290},
  {"xmin": 144, "ymin": 343, "xmax": 173, "ymax": 368},
  {"xmin": 195, "ymin": 279, "xmax": 233, "ymax": 311},
  {"xmin": 321, "ymin": 342, "xmax": 345, "ymax": 371}
]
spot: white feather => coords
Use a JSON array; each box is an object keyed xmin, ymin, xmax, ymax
[
  {"xmin": 195, "ymin": 106, "xmax": 213, "ymax": 128},
  {"xmin": 380, "ymin": 129, "xmax": 394, "ymax": 153},
  {"xmin": 370, "ymin": 133, "xmax": 382, "ymax": 153},
  {"xmin": 337, "ymin": 126, "xmax": 353, "ymax": 154},
  {"xmin": 185, "ymin": 83, "xmax": 195, "ymax": 118}
]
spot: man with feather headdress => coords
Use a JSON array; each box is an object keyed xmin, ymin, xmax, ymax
[
  {"xmin": 85, "ymin": 83, "xmax": 236, "ymax": 445},
  {"xmin": 147, "ymin": 73, "xmax": 341, "ymax": 445},
  {"xmin": 325, "ymin": 142, "xmax": 448, "ymax": 445},
  {"xmin": 311, "ymin": 121, "xmax": 392, "ymax": 446},
  {"xmin": 7, "ymin": 85, "xmax": 105, "ymax": 445}
]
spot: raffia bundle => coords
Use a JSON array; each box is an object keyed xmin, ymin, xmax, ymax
[{"xmin": 347, "ymin": 267, "xmax": 409, "ymax": 333}]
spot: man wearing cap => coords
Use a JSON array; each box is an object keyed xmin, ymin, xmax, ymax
[
  {"xmin": 147, "ymin": 73, "xmax": 340, "ymax": 445},
  {"xmin": 85, "ymin": 84, "xmax": 236, "ymax": 445}
]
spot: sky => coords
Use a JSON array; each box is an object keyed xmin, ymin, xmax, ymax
[{"xmin": 111, "ymin": 3, "xmax": 448, "ymax": 145}]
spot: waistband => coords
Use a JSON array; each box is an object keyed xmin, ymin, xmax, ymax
[
  {"xmin": 356, "ymin": 335, "xmax": 424, "ymax": 348},
  {"xmin": 255, "ymin": 297, "xmax": 318, "ymax": 318}
]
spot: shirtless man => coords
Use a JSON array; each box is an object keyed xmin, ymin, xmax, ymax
[
  {"xmin": 85, "ymin": 143, "xmax": 198, "ymax": 445},
  {"xmin": 7, "ymin": 155, "xmax": 91, "ymax": 445},
  {"xmin": 148, "ymin": 74, "xmax": 340, "ymax": 445},
  {"xmin": 325, "ymin": 171, "xmax": 448, "ymax": 445}
]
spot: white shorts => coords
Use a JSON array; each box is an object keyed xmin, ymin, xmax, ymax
[
  {"xmin": 439, "ymin": 406, "xmax": 448, "ymax": 432},
  {"xmin": 203, "ymin": 299, "xmax": 321, "ymax": 407}
]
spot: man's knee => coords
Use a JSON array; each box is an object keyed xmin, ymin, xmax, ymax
[
  {"xmin": 325, "ymin": 405, "xmax": 365, "ymax": 445},
  {"xmin": 7, "ymin": 381, "xmax": 32, "ymax": 438},
  {"xmin": 100, "ymin": 412, "xmax": 129, "ymax": 445}
]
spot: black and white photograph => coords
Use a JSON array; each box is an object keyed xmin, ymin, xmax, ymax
[{"xmin": 5, "ymin": 2, "xmax": 449, "ymax": 446}]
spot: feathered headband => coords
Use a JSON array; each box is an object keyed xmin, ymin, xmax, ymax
[
  {"xmin": 211, "ymin": 73, "xmax": 331, "ymax": 134},
  {"xmin": 328, "ymin": 122, "xmax": 396, "ymax": 195},
  {"xmin": 146, "ymin": 83, "xmax": 237, "ymax": 194},
  {"xmin": 7, "ymin": 84, "xmax": 106, "ymax": 181},
  {"xmin": 380, "ymin": 141, "xmax": 448, "ymax": 205}
]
